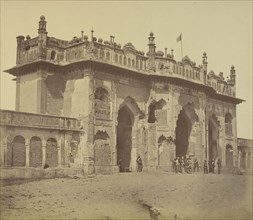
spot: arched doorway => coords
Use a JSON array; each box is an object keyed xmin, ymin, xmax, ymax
[
  {"xmin": 158, "ymin": 135, "xmax": 170, "ymax": 166},
  {"xmin": 175, "ymin": 110, "xmax": 192, "ymax": 157},
  {"xmin": 12, "ymin": 136, "xmax": 26, "ymax": 167},
  {"xmin": 117, "ymin": 106, "xmax": 133, "ymax": 172},
  {"xmin": 208, "ymin": 115, "xmax": 219, "ymax": 163},
  {"xmin": 30, "ymin": 136, "xmax": 42, "ymax": 167}
]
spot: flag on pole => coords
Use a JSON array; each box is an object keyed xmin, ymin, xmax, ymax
[{"xmin": 176, "ymin": 33, "xmax": 182, "ymax": 42}]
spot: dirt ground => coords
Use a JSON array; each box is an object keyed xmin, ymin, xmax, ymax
[{"xmin": 0, "ymin": 171, "xmax": 252, "ymax": 220}]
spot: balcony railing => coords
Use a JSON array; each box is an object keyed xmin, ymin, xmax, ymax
[{"xmin": 0, "ymin": 109, "xmax": 81, "ymax": 131}]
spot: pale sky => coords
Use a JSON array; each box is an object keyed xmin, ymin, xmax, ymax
[{"xmin": 0, "ymin": 1, "xmax": 252, "ymax": 139}]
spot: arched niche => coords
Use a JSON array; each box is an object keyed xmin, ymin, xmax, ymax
[
  {"xmin": 94, "ymin": 131, "xmax": 111, "ymax": 166},
  {"xmin": 11, "ymin": 135, "xmax": 26, "ymax": 167},
  {"xmin": 29, "ymin": 136, "xmax": 42, "ymax": 167},
  {"xmin": 46, "ymin": 138, "xmax": 58, "ymax": 167}
]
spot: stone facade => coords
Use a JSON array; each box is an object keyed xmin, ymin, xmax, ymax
[
  {"xmin": 237, "ymin": 138, "xmax": 253, "ymax": 173},
  {"xmin": 0, "ymin": 16, "xmax": 244, "ymax": 177}
]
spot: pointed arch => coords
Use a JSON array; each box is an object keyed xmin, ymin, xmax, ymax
[
  {"xmin": 30, "ymin": 136, "xmax": 42, "ymax": 167},
  {"xmin": 12, "ymin": 135, "xmax": 26, "ymax": 167},
  {"xmin": 208, "ymin": 114, "xmax": 220, "ymax": 163},
  {"xmin": 225, "ymin": 112, "xmax": 233, "ymax": 136},
  {"xmin": 94, "ymin": 131, "xmax": 111, "ymax": 166}
]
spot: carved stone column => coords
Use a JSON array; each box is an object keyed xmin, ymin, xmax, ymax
[
  {"xmin": 238, "ymin": 150, "xmax": 241, "ymax": 168},
  {"xmin": 245, "ymin": 151, "xmax": 248, "ymax": 170},
  {"xmin": 25, "ymin": 139, "xmax": 30, "ymax": 167},
  {"xmin": 42, "ymin": 140, "xmax": 46, "ymax": 167},
  {"xmin": 57, "ymin": 147, "xmax": 61, "ymax": 167},
  {"xmin": 15, "ymin": 76, "xmax": 21, "ymax": 111},
  {"xmin": 1, "ymin": 137, "xmax": 7, "ymax": 167}
]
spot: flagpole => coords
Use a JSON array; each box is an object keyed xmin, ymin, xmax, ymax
[{"xmin": 181, "ymin": 33, "xmax": 183, "ymax": 60}]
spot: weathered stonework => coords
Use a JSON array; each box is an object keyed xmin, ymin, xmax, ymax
[{"xmin": 0, "ymin": 16, "xmax": 245, "ymax": 178}]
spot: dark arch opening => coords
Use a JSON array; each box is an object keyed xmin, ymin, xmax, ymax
[
  {"xmin": 117, "ymin": 105, "xmax": 133, "ymax": 172},
  {"xmin": 30, "ymin": 136, "xmax": 42, "ymax": 167},
  {"xmin": 12, "ymin": 135, "xmax": 26, "ymax": 167},
  {"xmin": 95, "ymin": 87, "xmax": 110, "ymax": 102},
  {"xmin": 51, "ymin": 51, "xmax": 56, "ymax": 60},
  {"xmin": 175, "ymin": 109, "xmax": 192, "ymax": 157},
  {"xmin": 208, "ymin": 117, "xmax": 219, "ymax": 163}
]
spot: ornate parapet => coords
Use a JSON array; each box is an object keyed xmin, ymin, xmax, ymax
[{"xmin": 0, "ymin": 109, "xmax": 82, "ymax": 131}]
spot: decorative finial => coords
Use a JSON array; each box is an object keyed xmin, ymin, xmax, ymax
[
  {"xmin": 91, "ymin": 27, "xmax": 94, "ymax": 41},
  {"xmin": 40, "ymin": 15, "xmax": 45, "ymax": 21}
]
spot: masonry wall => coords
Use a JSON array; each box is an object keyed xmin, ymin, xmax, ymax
[
  {"xmin": 46, "ymin": 73, "xmax": 65, "ymax": 115},
  {"xmin": 19, "ymin": 73, "xmax": 39, "ymax": 113}
]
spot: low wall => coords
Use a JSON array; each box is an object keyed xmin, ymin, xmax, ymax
[{"xmin": 0, "ymin": 167, "xmax": 84, "ymax": 180}]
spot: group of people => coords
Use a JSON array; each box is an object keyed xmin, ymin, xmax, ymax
[
  {"xmin": 173, "ymin": 156, "xmax": 199, "ymax": 174},
  {"xmin": 117, "ymin": 155, "xmax": 143, "ymax": 172},
  {"xmin": 118, "ymin": 155, "xmax": 222, "ymax": 174},
  {"xmin": 203, "ymin": 158, "xmax": 222, "ymax": 174},
  {"xmin": 173, "ymin": 156, "xmax": 222, "ymax": 174}
]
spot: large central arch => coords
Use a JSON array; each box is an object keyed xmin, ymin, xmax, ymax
[
  {"xmin": 208, "ymin": 114, "xmax": 219, "ymax": 163},
  {"xmin": 117, "ymin": 106, "xmax": 134, "ymax": 171},
  {"xmin": 116, "ymin": 96, "xmax": 141, "ymax": 172},
  {"xmin": 175, "ymin": 103, "xmax": 198, "ymax": 158}
]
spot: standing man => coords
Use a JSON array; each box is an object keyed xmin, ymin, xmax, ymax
[
  {"xmin": 217, "ymin": 158, "xmax": 222, "ymax": 174},
  {"xmin": 211, "ymin": 158, "xmax": 215, "ymax": 174},
  {"xmin": 204, "ymin": 160, "xmax": 208, "ymax": 174},
  {"xmin": 136, "ymin": 155, "xmax": 143, "ymax": 172},
  {"xmin": 194, "ymin": 159, "xmax": 199, "ymax": 172}
]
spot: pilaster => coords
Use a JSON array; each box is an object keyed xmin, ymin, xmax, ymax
[
  {"xmin": 42, "ymin": 140, "xmax": 46, "ymax": 167},
  {"xmin": 25, "ymin": 139, "xmax": 30, "ymax": 167}
]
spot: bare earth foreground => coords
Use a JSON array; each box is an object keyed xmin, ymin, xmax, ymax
[{"xmin": 0, "ymin": 171, "xmax": 252, "ymax": 220}]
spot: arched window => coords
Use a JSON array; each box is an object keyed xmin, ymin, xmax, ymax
[
  {"xmin": 51, "ymin": 51, "xmax": 56, "ymax": 60},
  {"xmin": 100, "ymin": 49, "xmax": 105, "ymax": 59},
  {"xmin": 136, "ymin": 59, "xmax": 139, "ymax": 69},
  {"xmin": 115, "ymin": 54, "xmax": 118, "ymax": 63},
  {"xmin": 132, "ymin": 59, "xmax": 135, "ymax": 67},
  {"xmin": 140, "ymin": 60, "xmax": 143, "ymax": 69},
  {"xmin": 106, "ymin": 52, "xmax": 110, "ymax": 61},
  {"xmin": 128, "ymin": 58, "xmax": 131, "ymax": 67},
  {"xmin": 124, "ymin": 56, "xmax": 127, "ymax": 65},
  {"xmin": 95, "ymin": 87, "xmax": 110, "ymax": 102},
  {"xmin": 225, "ymin": 113, "xmax": 233, "ymax": 136},
  {"xmin": 119, "ymin": 55, "xmax": 122, "ymax": 64},
  {"xmin": 94, "ymin": 87, "xmax": 111, "ymax": 120}
]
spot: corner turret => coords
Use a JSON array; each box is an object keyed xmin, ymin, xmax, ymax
[
  {"xmin": 38, "ymin": 15, "xmax": 47, "ymax": 59},
  {"xmin": 148, "ymin": 32, "xmax": 156, "ymax": 71},
  {"xmin": 202, "ymin": 52, "xmax": 208, "ymax": 84},
  {"xmin": 16, "ymin": 35, "xmax": 25, "ymax": 65}
]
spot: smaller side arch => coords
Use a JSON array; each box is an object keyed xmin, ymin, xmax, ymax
[
  {"xmin": 29, "ymin": 136, "xmax": 42, "ymax": 167},
  {"xmin": 12, "ymin": 135, "xmax": 26, "ymax": 167},
  {"xmin": 94, "ymin": 131, "xmax": 111, "ymax": 166},
  {"xmin": 46, "ymin": 138, "xmax": 58, "ymax": 167}
]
